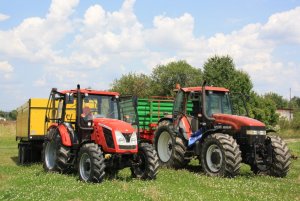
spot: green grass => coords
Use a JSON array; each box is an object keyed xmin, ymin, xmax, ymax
[
  {"xmin": 0, "ymin": 122, "xmax": 300, "ymax": 201},
  {"xmin": 278, "ymin": 129, "xmax": 300, "ymax": 139}
]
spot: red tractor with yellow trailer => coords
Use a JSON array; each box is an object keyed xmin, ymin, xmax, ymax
[
  {"xmin": 153, "ymin": 81, "xmax": 291, "ymax": 177},
  {"xmin": 42, "ymin": 85, "xmax": 159, "ymax": 182}
]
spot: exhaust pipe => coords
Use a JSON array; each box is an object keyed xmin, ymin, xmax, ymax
[{"xmin": 202, "ymin": 81, "xmax": 215, "ymax": 122}]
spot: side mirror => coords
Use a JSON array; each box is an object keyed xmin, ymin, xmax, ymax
[{"xmin": 65, "ymin": 93, "xmax": 74, "ymax": 104}]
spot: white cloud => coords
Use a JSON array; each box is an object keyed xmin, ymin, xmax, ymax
[
  {"xmin": 0, "ymin": 0, "xmax": 79, "ymax": 61},
  {"xmin": 0, "ymin": 61, "xmax": 14, "ymax": 79},
  {"xmin": 0, "ymin": 13, "xmax": 10, "ymax": 21},
  {"xmin": 262, "ymin": 7, "xmax": 300, "ymax": 44},
  {"xmin": 145, "ymin": 13, "xmax": 197, "ymax": 50},
  {"xmin": 1, "ymin": 1, "xmax": 300, "ymax": 110}
]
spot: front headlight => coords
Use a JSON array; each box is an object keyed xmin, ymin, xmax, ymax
[
  {"xmin": 130, "ymin": 132, "xmax": 137, "ymax": 144},
  {"xmin": 246, "ymin": 130, "xmax": 266, "ymax": 135},
  {"xmin": 115, "ymin": 130, "xmax": 126, "ymax": 145}
]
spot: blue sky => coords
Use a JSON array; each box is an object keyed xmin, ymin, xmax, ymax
[{"xmin": 0, "ymin": 0, "xmax": 300, "ymax": 111}]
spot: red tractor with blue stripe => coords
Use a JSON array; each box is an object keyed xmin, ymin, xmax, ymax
[{"xmin": 154, "ymin": 81, "xmax": 291, "ymax": 177}]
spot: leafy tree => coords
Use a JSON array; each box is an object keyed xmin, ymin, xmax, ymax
[
  {"xmin": 0, "ymin": 110, "xmax": 17, "ymax": 120},
  {"xmin": 203, "ymin": 55, "xmax": 252, "ymax": 94},
  {"xmin": 110, "ymin": 72, "xmax": 152, "ymax": 97},
  {"xmin": 151, "ymin": 60, "xmax": 202, "ymax": 96},
  {"xmin": 291, "ymin": 96, "xmax": 300, "ymax": 109},
  {"xmin": 9, "ymin": 110, "xmax": 17, "ymax": 120},
  {"xmin": 248, "ymin": 92, "xmax": 279, "ymax": 126},
  {"xmin": 264, "ymin": 92, "xmax": 289, "ymax": 109}
]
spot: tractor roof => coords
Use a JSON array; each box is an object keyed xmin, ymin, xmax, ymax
[
  {"xmin": 59, "ymin": 89, "xmax": 119, "ymax": 96},
  {"xmin": 181, "ymin": 86, "xmax": 229, "ymax": 93}
]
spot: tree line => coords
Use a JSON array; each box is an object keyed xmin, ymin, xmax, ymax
[
  {"xmin": 111, "ymin": 55, "xmax": 300, "ymax": 128},
  {"xmin": 0, "ymin": 110, "xmax": 17, "ymax": 121}
]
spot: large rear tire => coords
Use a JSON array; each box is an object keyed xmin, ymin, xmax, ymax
[
  {"xmin": 78, "ymin": 143, "xmax": 105, "ymax": 183},
  {"xmin": 131, "ymin": 143, "xmax": 159, "ymax": 180},
  {"xmin": 201, "ymin": 133, "xmax": 242, "ymax": 177},
  {"xmin": 42, "ymin": 129, "xmax": 71, "ymax": 173},
  {"xmin": 154, "ymin": 124, "xmax": 187, "ymax": 169},
  {"xmin": 251, "ymin": 135, "xmax": 291, "ymax": 177}
]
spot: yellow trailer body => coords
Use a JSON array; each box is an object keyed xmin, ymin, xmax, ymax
[
  {"xmin": 16, "ymin": 98, "xmax": 48, "ymax": 140},
  {"xmin": 16, "ymin": 97, "xmax": 76, "ymax": 164}
]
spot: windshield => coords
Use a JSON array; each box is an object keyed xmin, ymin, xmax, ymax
[
  {"xmin": 206, "ymin": 91, "xmax": 232, "ymax": 116},
  {"xmin": 82, "ymin": 95, "xmax": 119, "ymax": 119}
]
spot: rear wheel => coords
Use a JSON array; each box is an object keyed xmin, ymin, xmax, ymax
[
  {"xmin": 42, "ymin": 129, "xmax": 71, "ymax": 173},
  {"xmin": 154, "ymin": 123, "xmax": 187, "ymax": 169},
  {"xmin": 78, "ymin": 143, "xmax": 105, "ymax": 183},
  {"xmin": 201, "ymin": 133, "xmax": 242, "ymax": 177},
  {"xmin": 131, "ymin": 143, "xmax": 159, "ymax": 180}
]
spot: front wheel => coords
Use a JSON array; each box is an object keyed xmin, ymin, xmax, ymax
[
  {"xmin": 201, "ymin": 133, "xmax": 242, "ymax": 177},
  {"xmin": 131, "ymin": 143, "xmax": 159, "ymax": 180},
  {"xmin": 251, "ymin": 135, "xmax": 291, "ymax": 177},
  {"xmin": 78, "ymin": 143, "xmax": 105, "ymax": 183}
]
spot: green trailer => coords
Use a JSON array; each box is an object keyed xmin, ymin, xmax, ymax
[{"xmin": 120, "ymin": 97, "xmax": 192, "ymax": 143}]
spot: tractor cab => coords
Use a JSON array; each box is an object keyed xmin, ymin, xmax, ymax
[{"xmin": 171, "ymin": 86, "xmax": 234, "ymax": 140}]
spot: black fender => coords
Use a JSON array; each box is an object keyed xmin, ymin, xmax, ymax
[
  {"xmin": 157, "ymin": 117, "xmax": 173, "ymax": 125},
  {"xmin": 198, "ymin": 128, "xmax": 222, "ymax": 143},
  {"xmin": 266, "ymin": 128, "xmax": 276, "ymax": 134}
]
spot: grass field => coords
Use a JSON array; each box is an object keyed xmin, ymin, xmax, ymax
[{"xmin": 0, "ymin": 122, "xmax": 299, "ymax": 201}]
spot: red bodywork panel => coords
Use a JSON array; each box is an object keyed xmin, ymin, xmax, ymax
[
  {"xmin": 48, "ymin": 124, "xmax": 72, "ymax": 147},
  {"xmin": 57, "ymin": 124, "xmax": 72, "ymax": 146},
  {"xmin": 92, "ymin": 118, "xmax": 138, "ymax": 154},
  {"xmin": 213, "ymin": 114, "xmax": 265, "ymax": 131}
]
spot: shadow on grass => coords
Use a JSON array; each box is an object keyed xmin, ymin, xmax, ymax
[
  {"xmin": 10, "ymin": 155, "xmax": 43, "ymax": 166},
  {"xmin": 183, "ymin": 163, "xmax": 255, "ymax": 178},
  {"xmin": 10, "ymin": 156, "xmax": 18, "ymax": 164}
]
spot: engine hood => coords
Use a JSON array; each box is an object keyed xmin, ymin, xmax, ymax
[
  {"xmin": 212, "ymin": 114, "xmax": 265, "ymax": 131},
  {"xmin": 93, "ymin": 118, "xmax": 135, "ymax": 133}
]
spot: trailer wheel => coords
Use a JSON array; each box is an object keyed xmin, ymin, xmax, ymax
[
  {"xmin": 18, "ymin": 144, "xmax": 28, "ymax": 165},
  {"xmin": 78, "ymin": 143, "xmax": 105, "ymax": 183},
  {"xmin": 251, "ymin": 135, "xmax": 291, "ymax": 177},
  {"xmin": 154, "ymin": 124, "xmax": 187, "ymax": 169},
  {"xmin": 201, "ymin": 133, "xmax": 242, "ymax": 177},
  {"xmin": 131, "ymin": 143, "xmax": 159, "ymax": 180},
  {"xmin": 42, "ymin": 129, "xmax": 71, "ymax": 173}
]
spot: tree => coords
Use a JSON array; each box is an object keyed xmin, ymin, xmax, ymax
[
  {"xmin": 110, "ymin": 72, "xmax": 152, "ymax": 97},
  {"xmin": 291, "ymin": 96, "xmax": 300, "ymax": 109},
  {"xmin": 248, "ymin": 92, "xmax": 279, "ymax": 126},
  {"xmin": 264, "ymin": 92, "xmax": 289, "ymax": 109},
  {"xmin": 151, "ymin": 60, "xmax": 202, "ymax": 96},
  {"xmin": 9, "ymin": 110, "xmax": 17, "ymax": 120},
  {"xmin": 203, "ymin": 55, "xmax": 253, "ymax": 95}
]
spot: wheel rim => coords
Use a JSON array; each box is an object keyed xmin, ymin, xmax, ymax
[
  {"xmin": 79, "ymin": 153, "xmax": 91, "ymax": 181},
  {"xmin": 206, "ymin": 144, "xmax": 223, "ymax": 173},
  {"xmin": 157, "ymin": 131, "xmax": 173, "ymax": 162},
  {"xmin": 45, "ymin": 140, "xmax": 57, "ymax": 169}
]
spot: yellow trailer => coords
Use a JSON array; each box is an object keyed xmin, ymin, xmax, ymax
[{"xmin": 16, "ymin": 98, "xmax": 48, "ymax": 164}]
